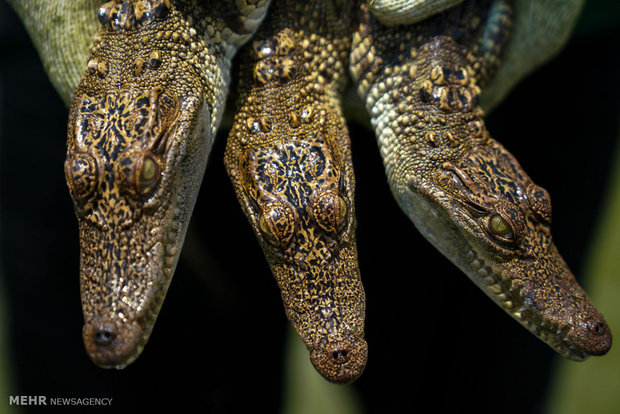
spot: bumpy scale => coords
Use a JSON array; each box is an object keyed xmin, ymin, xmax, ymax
[
  {"xmin": 225, "ymin": 0, "xmax": 367, "ymax": 383},
  {"xmin": 350, "ymin": 0, "xmax": 611, "ymax": 359},
  {"xmin": 65, "ymin": 0, "xmax": 270, "ymax": 368}
]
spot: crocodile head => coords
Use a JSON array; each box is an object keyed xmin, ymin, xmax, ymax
[
  {"xmin": 402, "ymin": 136, "xmax": 611, "ymax": 360},
  {"xmin": 62, "ymin": 0, "xmax": 246, "ymax": 369},
  {"xmin": 65, "ymin": 86, "xmax": 210, "ymax": 368},
  {"xmin": 227, "ymin": 123, "xmax": 367, "ymax": 384}
]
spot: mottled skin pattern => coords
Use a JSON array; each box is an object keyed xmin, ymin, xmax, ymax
[
  {"xmin": 65, "ymin": 0, "xmax": 270, "ymax": 368},
  {"xmin": 225, "ymin": 0, "xmax": 366, "ymax": 384},
  {"xmin": 350, "ymin": 0, "xmax": 611, "ymax": 359},
  {"xmin": 22, "ymin": 0, "xmax": 605, "ymax": 384}
]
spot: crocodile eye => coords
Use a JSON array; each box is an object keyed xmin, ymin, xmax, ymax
[
  {"xmin": 116, "ymin": 150, "xmax": 161, "ymax": 199},
  {"xmin": 313, "ymin": 192, "xmax": 348, "ymax": 234},
  {"xmin": 338, "ymin": 197, "xmax": 347, "ymax": 228},
  {"xmin": 258, "ymin": 203, "xmax": 295, "ymax": 246},
  {"xmin": 65, "ymin": 153, "xmax": 99, "ymax": 202},
  {"xmin": 258, "ymin": 215, "xmax": 276, "ymax": 243},
  {"xmin": 139, "ymin": 156, "xmax": 159, "ymax": 190},
  {"xmin": 489, "ymin": 215, "xmax": 514, "ymax": 240}
]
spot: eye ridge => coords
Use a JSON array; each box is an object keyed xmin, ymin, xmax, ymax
[
  {"xmin": 526, "ymin": 183, "xmax": 552, "ymax": 225},
  {"xmin": 312, "ymin": 190, "xmax": 348, "ymax": 234},
  {"xmin": 65, "ymin": 152, "xmax": 99, "ymax": 203},
  {"xmin": 257, "ymin": 202, "xmax": 295, "ymax": 246}
]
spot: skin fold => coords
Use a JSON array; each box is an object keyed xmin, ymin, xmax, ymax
[
  {"xmin": 65, "ymin": 0, "xmax": 270, "ymax": 368},
  {"xmin": 225, "ymin": 0, "xmax": 367, "ymax": 384},
  {"xmin": 350, "ymin": 0, "xmax": 611, "ymax": 359},
  {"xmin": 369, "ymin": 0, "xmax": 464, "ymax": 25}
]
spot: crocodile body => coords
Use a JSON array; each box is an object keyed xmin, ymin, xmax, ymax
[
  {"xmin": 64, "ymin": 0, "xmax": 269, "ymax": 368},
  {"xmin": 350, "ymin": 0, "xmax": 611, "ymax": 359},
  {"xmin": 225, "ymin": 0, "xmax": 366, "ymax": 384}
]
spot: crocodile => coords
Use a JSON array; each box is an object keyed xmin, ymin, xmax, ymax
[
  {"xmin": 225, "ymin": 0, "xmax": 366, "ymax": 384},
  {"xmin": 63, "ymin": 0, "xmax": 271, "ymax": 368},
  {"xmin": 349, "ymin": 0, "xmax": 611, "ymax": 360},
  {"xmin": 5, "ymin": 0, "xmax": 611, "ymax": 383}
]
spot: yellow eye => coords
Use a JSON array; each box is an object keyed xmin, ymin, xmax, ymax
[
  {"xmin": 489, "ymin": 215, "xmax": 514, "ymax": 240},
  {"xmin": 116, "ymin": 150, "xmax": 161, "ymax": 199},
  {"xmin": 135, "ymin": 154, "xmax": 161, "ymax": 196},
  {"xmin": 139, "ymin": 156, "xmax": 159, "ymax": 190}
]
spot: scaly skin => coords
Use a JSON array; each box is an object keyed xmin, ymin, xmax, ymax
[
  {"xmin": 225, "ymin": 0, "xmax": 367, "ymax": 383},
  {"xmin": 6, "ymin": 0, "xmax": 102, "ymax": 105},
  {"xmin": 369, "ymin": 0, "xmax": 464, "ymax": 25},
  {"xmin": 361, "ymin": 0, "xmax": 586, "ymax": 112},
  {"xmin": 350, "ymin": 0, "xmax": 611, "ymax": 359},
  {"xmin": 9, "ymin": 0, "xmax": 606, "ymax": 383},
  {"xmin": 65, "ymin": 0, "xmax": 270, "ymax": 368}
]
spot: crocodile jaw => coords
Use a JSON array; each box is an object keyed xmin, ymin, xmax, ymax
[
  {"xmin": 397, "ymin": 183, "xmax": 611, "ymax": 360},
  {"xmin": 79, "ymin": 185, "xmax": 191, "ymax": 368},
  {"xmin": 269, "ymin": 245, "xmax": 367, "ymax": 384}
]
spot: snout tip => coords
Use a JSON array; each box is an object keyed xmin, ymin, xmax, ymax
[
  {"xmin": 583, "ymin": 318, "xmax": 612, "ymax": 356},
  {"xmin": 310, "ymin": 337, "xmax": 368, "ymax": 384},
  {"xmin": 83, "ymin": 317, "xmax": 143, "ymax": 369},
  {"xmin": 568, "ymin": 315, "xmax": 612, "ymax": 358}
]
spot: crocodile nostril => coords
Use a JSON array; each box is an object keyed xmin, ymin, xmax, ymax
[
  {"xmin": 94, "ymin": 325, "xmax": 117, "ymax": 346},
  {"xmin": 310, "ymin": 338, "xmax": 367, "ymax": 384},
  {"xmin": 592, "ymin": 321, "xmax": 607, "ymax": 336},
  {"xmin": 331, "ymin": 349, "xmax": 348, "ymax": 362},
  {"xmin": 83, "ymin": 318, "xmax": 143, "ymax": 368},
  {"xmin": 581, "ymin": 317, "xmax": 612, "ymax": 356}
]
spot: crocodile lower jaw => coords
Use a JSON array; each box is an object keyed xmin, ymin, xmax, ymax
[{"xmin": 463, "ymin": 248, "xmax": 588, "ymax": 361}]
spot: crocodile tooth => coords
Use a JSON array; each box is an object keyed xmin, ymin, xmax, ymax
[
  {"xmin": 488, "ymin": 284, "xmax": 503, "ymax": 294},
  {"xmin": 471, "ymin": 259, "xmax": 482, "ymax": 270}
]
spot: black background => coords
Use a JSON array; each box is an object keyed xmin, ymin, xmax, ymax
[{"xmin": 0, "ymin": 1, "xmax": 618, "ymax": 413}]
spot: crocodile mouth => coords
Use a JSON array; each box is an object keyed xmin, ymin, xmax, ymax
[
  {"xmin": 398, "ymin": 183, "xmax": 611, "ymax": 360},
  {"xmin": 462, "ymin": 248, "xmax": 607, "ymax": 361}
]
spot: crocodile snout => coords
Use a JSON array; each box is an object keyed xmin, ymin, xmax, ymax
[
  {"xmin": 568, "ymin": 315, "xmax": 612, "ymax": 357},
  {"xmin": 82, "ymin": 316, "xmax": 143, "ymax": 369}
]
